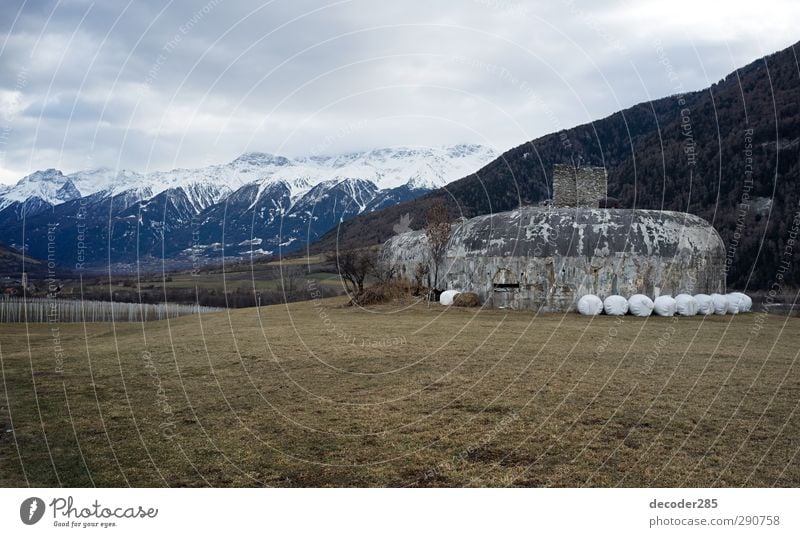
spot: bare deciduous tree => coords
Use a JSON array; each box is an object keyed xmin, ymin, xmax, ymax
[
  {"xmin": 413, "ymin": 261, "xmax": 429, "ymax": 295},
  {"xmin": 327, "ymin": 249, "xmax": 374, "ymax": 295},
  {"xmin": 425, "ymin": 200, "xmax": 451, "ymax": 291},
  {"xmin": 370, "ymin": 256, "xmax": 396, "ymax": 285},
  {"xmin": 279, "ymin": 264, "xmax": 304, "ymax": 295}
]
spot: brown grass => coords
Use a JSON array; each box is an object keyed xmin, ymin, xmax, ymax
[{"xmin": 0, "ymin": 299, "xmax": 798, "ymax": 487}]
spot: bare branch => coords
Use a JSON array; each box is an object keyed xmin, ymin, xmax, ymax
[{"xmin": 425, "ymin": 200, "xmax": 452, "ymax": 291}]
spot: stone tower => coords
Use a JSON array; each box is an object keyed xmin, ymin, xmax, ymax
[{"xmin": 552, "ymin": 163, "xmax": 607, "ymax": 208}]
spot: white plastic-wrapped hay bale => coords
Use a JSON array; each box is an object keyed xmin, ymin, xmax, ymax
[
  {"xmin": 727, "ymin": 292, "xmax": 752, "ymax": 313},
  {"xmin": 675, "ymin": 294, "xmax": 698, "ymax": 316},
  {"xmin": 577, "ymin": 294, "xmax": 603, "ymax": 316},
  {"xmin": 725, "ymin": 295, "xmax": 741, "ymax": 314},
  {"xmin": 742, "ymin": 293, "xmax": 753, "ymax": 312},
  {"xmin": 628, "ymin": 294, "xmax": 654, "ymax": 317},
  {"xmin": 653, "ymin": 295, "xmax": 677, "ymax": 317},
  {"xmin": 710, "ymin": 293, "xmax": 728, "ymax": 315},
  {"xmin": 725, "ymin": 292, "xmax": 751, "ymax": 314},
  {"xmin": 725, "ymin": 293, "xmax": 741, "ymax": 314},
  {"xmin": 603, "ymin": 295, "xmax": 629, "ymax": 316},
  {"xmin": 439, "ymin": 290, "xmax": 460, "ymax": 306},
  {"xmin": 694, "ymin": 294, "xmax": 713, "ymax": 315}
]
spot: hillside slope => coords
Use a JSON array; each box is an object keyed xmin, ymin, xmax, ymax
[
  {"xmin": 0, "ymin": 243, "xmax": 48, "ymax": 279},
  {"xmin": 310, "ymin": 41, "xmax": 800, "ymax": 291}
]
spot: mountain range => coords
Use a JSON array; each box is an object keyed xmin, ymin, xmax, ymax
[
  {"xmin": 4, "ymin": 38, "xmax": 800, "ymax": 291},
  {"xmin": 0, "ymin": 144, "xmax": 496, "ymax": 271}
]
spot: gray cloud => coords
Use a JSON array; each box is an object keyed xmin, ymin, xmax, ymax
[{"xmin": 0, "ymin": 0, "xmax": 797, "ymax": 183}]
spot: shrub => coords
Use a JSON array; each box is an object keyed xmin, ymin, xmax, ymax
[
  {"xmin": 349, "ymin": 287, "xmax": 389, "ymax": 306},
  {"xmin": 349, "ymin": 279, "xmax": 411, "ymax": 306},
  {"xmin": 453, "ymin": 292, "xmax": 480, "ymax": 307}
]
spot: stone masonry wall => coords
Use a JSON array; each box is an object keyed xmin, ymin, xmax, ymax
[{"xmin": 552, "ymin": 164, "xmax": 608, "ymax": 208}]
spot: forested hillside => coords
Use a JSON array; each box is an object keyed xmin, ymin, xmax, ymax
[
  {"xmin": 311, "ymin": 41, "xmax": 800, "ymax": 291},
  {"xmin": 0, "ymin": 242, "xmax": 49, "ymax": 282}
]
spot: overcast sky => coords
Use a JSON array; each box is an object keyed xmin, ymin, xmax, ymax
[{"xmin": 0, "ymin": 0, "xmax": 797, "ymax": 184}]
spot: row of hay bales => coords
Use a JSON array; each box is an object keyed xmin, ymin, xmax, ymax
[{"xmin": 577, "ymin": 292, "xmax": 753, "ymax": 317}]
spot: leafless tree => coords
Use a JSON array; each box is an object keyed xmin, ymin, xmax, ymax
[
  {"xmin": 413, "ymin": 261, "xmax": 429, "ymax": 295},
  {"xmin": 327, "ymin": 249, "xmax": 374, "ymax": 295},
  {"xmin": 425, "ymin": 200, "xmax": 452, "ymax": 291},
  {"xmin": 370, "ymin": 257, "xmax": 396, "ymax": 285},
  {"xmin": 279, "ymin": 264, "xmax": 304, "ymax": 295}
]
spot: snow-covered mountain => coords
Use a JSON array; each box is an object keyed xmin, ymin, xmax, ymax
[
  {"xmin": 2, "ymin": 144, "xmax": 494, "ymax": 210},
  {"xmin": 0, "ymin": 144, "xmax": 496, "ymax": 270},
  {"xmin": 0, "ymin": 168, "xmax": 81, "ymax": 210}
]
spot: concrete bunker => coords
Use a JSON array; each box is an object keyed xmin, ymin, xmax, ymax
[{"xmin": 379, "ymin": 164, "xmax": 726, "ymax": 312}]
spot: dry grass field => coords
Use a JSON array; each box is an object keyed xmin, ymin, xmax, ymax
[{"xmin": 1, "ymin": 296, "xmax": 798, "ymax": 487}]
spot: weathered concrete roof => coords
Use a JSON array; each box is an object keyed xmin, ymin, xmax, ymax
[
  {"xmin": 383, "ymin": 207, "xmax": 724, "ymax": 262},
  {"xmin": 451, "ymin": 208, "xmax": 724, "ymax": 258}
]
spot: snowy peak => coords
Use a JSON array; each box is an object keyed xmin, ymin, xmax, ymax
[
  {"xmin": 266, "ymin": 143, "xmax": 497, "ymax": 193},
  {"xmin": 17, "ymin": 168, "xmax": 65, "ymax": 185},
  {"xmin": 0, "ymin": 168, "xmax": 81, "ymax": 209},
  {"xmin": 231, "ymin": 152, "xmax": 292, "ymax": 168},
  {"xmin": 67, "ymin": 167, "xmax": 145, "ymax": 197},
  {"xmin": 56, "ymin": 178, "xmax": 81, "ymax": 201}
]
